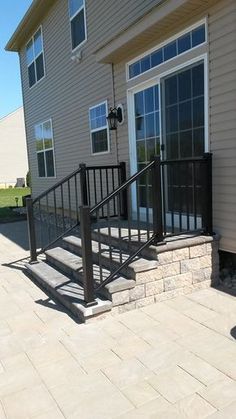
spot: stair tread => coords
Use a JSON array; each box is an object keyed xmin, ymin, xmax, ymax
[
  {"xmin": 63, "ymin": 235, "xmax": 158, "ymax": 272},
  {"xmin": 26, "ymin": 261, "xmax": 112, "ymax": 320},
  {"xmin": 45, "ymin": 247, "xmax": 135, "ymax": 293}
]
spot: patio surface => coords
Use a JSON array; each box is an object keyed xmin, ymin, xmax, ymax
[{"xmin": 0, "ymin": 222, "xmax": 236, "ymax": 418}]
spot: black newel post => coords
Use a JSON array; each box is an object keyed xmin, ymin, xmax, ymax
[
  {"xmin": 79, "ymin": 163, "xmax": 88, "ymax": 206},
  {"xmin": 203, "ymin": 152, "xmax": 213, "ymax": 235},
  {"xmin": 26, "ymin": 198, "xmax": 37, "ymax": 262},
  {"xmin": 79, "ymin": 206, "xmax": 97, "ymax": 306},
  {"xmin": 152, "ymin": 155, "xmax": 164, "ymax": 243},
  {"xmin": 120, "ymin": 162, "xmax": 128, "ymax": 219}
]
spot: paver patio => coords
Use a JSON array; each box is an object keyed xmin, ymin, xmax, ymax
[{"xmin": 0, "ymin": 221, "xmax": 236, "ymax": 418}]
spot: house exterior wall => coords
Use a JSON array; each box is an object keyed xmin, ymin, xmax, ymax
[
  {"xmin": 112, "ymin": 0, "xmax": 236, "ymax": 254},
  {"xmin": 0, "ymin": 107, "xmax": 28, "ymax": 187},
  {"xmin": 19, "ymin": 0, "xmax": 162, "ymax": 197},
  {"xmin": 18, "ymin": 0, "xmax": 236, "ymax": 253}
]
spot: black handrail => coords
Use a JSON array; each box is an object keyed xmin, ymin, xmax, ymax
[
  {"xmin": 26, "ymin": 162, "xmax": 126, "ymax": 262},
  {"xmin": 79, "ymin": 154, "xmax": 213, "ymax": 300},
  {"xmin": 32, "ymin": 166, "xmax": 83, "ymax": 204},
  {"xmin": 90, "ymin": 160, "xmax": 154, "ymax": 215}
]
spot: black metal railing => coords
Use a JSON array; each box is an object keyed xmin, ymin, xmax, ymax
[
  {"xmin": 26, "ymin": 162, "xmax": 126, "ymax": 261},
  {"xmin": 79, "ymin": 153, "xmax": 213, "ymax": 305},
  {"xmin": 26, "ymin": 153, "xmax": 213, "ymax": 306}
]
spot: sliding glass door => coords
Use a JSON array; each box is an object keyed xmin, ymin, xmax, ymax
[{"xmin": 130, "ymin": 59, "xmax": 206, "ymax": 225}]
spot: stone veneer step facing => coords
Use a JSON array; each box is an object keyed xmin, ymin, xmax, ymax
[{"xmin": 26, "ymin": 233, "xmax": 219, "ymax": 322}]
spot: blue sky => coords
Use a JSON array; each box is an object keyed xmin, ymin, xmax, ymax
[{"xmin": 0, "ymin": 0, "xmax": 33, "ymax": 118}]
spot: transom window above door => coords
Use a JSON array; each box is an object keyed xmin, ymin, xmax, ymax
[
  {"xmin": 26, "ymin": 27, "xmax": 45, "ymax": 88},
  {"xmin": 128, "ymin": 21, "xmax": 206, "ymax": 80},
  {"xmin": 69, "ymin": 0, "xmax": 87, "ymax": 51}
]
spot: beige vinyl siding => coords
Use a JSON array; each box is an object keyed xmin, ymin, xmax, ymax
[
  {"xmin": 209, "ymin": 0, "xmax": 236, "ymax": 253},
  {"xmin": 19, "ymin": 0, "xmax": 236, "ymax": 253},
  {"xmin": 112, "ymin": 0, "xmax": 236, "ymax": 253},
  {"xmin": 20, "ymin": 0, "xmax": 163, "ymax": 199}
]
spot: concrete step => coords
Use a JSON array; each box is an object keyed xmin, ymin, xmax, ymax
[
  {"xmin": 45, "ymin": 246, "xmax": 135, "ymax": 298},
  {"xmin": 25, "ymin": 261, "xmax": 112, "ymax": 322},
  {"xmin": 63, "ymin": 235, "xmax": 158, "ymax": 279}
]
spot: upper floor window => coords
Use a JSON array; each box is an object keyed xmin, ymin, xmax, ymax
[
  {"xmin": 128, "ymin": 22, "xmax": 206, "ymax": 80},
  {"xmin": 26, "ymin": 27, "xmax": 45, "ymax": 88},
  {"xmin": 35, "ymin": 119, "xmax": 55, "ymax": 178},
  {"xmin": 69, "ymin": 0, "xmax": 87, "ymax": 51},
  {"xmin": 89, "ymin": 102, "xmax": 109, "ymax": 154}
]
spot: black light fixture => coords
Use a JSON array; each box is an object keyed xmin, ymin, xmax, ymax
[{"xmin": 107, "ymin": 105, "xmax": 123, "ymax": 130}]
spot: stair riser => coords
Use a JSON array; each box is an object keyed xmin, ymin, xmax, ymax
[
  {"xmin": 63, "ymin": 240, "xmax": 137, "ymax": 280},
  {"xmin": 91, "ymin": 231, "xmax": 158, "ymax": 260},
  {"xmin": 46, "ymin": 254, "xmax": 83, "ymax": 283},
  {"xmin": 27, "ymin": 268, "xmax": 85, "ymax": 321}
]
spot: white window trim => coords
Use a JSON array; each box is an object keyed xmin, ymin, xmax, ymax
[
  {"xmin": 35, "ymin": 118, "xmax": 56, "ymax": 179},
  {"xmin": 126, "ymin": 18, "xmax": 207, "ymax": 82},
  {"xmin": 89, "ymin": 100, "xmax": 110, "ymax": 156},
  {"xmin": 69, "ymin": 0, "xmax": 87, "ymax": 53},
  {"xmin": 26, "ymin": 25, "xmax": 46, "ymax": 89}
]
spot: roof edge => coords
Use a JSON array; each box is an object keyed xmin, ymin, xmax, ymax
[{"xmin": 5, "ymin": 0, "xmax": 55, "ymax": 52}]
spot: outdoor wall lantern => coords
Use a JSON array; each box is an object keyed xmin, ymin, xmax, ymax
[{"xmin": 107, "ymin": 104, "xmax": 124, "ymax": 130}]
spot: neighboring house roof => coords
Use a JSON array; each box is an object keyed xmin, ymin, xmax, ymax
[{"xmin": 5, "ymin": 0, "xmax": 55, "ymax": 52}]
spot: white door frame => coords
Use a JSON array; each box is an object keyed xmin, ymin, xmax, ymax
[{"xmin": 127, "ymin": 53, "xmax": 209, "ymax": 223}]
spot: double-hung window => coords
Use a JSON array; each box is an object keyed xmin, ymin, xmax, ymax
[
  {"xmin": 26, "ymin": 27, "xmax": 45, "ymax": 88},
  {"xmin": 35, "ymin": 120, "xmax": 55, "ymax": 178},
  {"xmin": 69, "ymin": 0, "xmax": 86, "ymax": 50},
  {"xmin": 89, "ymin": 102, "xmax": 109, "ymax": 154}
]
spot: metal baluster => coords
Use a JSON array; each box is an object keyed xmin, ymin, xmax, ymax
[
  {"xmin": 53, "ymin": 189, "xmax": 58, "ymax": 239},
  {"xmin": 193, "ymin": 162, "xmax": 197, "ymax": 230},
  {"xmin": 152, "ymin": 156, "xmax": 164, "ymax": 243},
  {"xmin": 107, "ymin": 201, "xmax": 113, "ymax": 272},
  {"xmin": 38, "ymin": 200, "xmax": 43, "ymax": 250},
  {"xmin": 162, "ymin": 164, "xmax": 167, "ymax": 235},
  {"xmin": 74, "ymin": 174, "xmax": 79, "ymax": 223},
  {"xmin": 120, "ymin": 162, "xmax": 127, "ymax": 219},
  {"xmin": 60, "ymin": 185, "xmax": 66, "ymax": 232},
  {"xmin": 87, "ymin": 170, "xmax": 91, "ymax": 206},
  {"xmin": 136, "ymin": 180, "xmax": 141, "ymax": 244},
  {"xmin": 93, "ymin": 169, "xmax": 97, "ymax": 204},
  {"xmin": 179, "ymin": 162, "xmax": 182, "ymax": 233},
  {"xmin": 99, "ymin": 169, "xmax": 104, "ymax": 217},
  {"xmin": 186, "ymin": 162, "xmax": 190, "ymax": 231},
  {"xmin": 146, "ymin": 167, "xmax": 150, "ymax": 241},
  {"xmin": 117, "ymin": 192, "xmax": 122, "ymax": 264},
  {"xmin": 171, "ymin": 165, "xmax": 174, "ymax": 234},
  {"xmin": 97, "ymin": 209, "xmax": 103, "ymax": 285},
  {"xmin": 127, "ymin": 187, "xmax": 132, "ymax": 253},
  {"xmin": 46, "ymin": 194, "xmax": 51, "ymax": 244},
  {"xmin": 68, "ymin": 179, "xmax": 72, "ymax": 228},
  {"xmin": 112, "ymin": 168, "xmax": 116, "ymax": 216}
]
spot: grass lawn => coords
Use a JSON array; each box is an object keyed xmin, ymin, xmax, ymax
[{"xmin": 0, "ymin": 187, "xmax": 31, "ymax": 222}]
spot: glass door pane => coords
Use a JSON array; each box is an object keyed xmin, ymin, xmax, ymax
[
  {"xmin": 134, "ymin": 84, "xmax": 160, "ymax": 208},
  {"xmin": 162, "ymin": 61, "xmax": 205, "ymax": 216}
]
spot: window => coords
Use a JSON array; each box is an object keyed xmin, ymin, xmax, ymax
[
  {"xmin": 69, "ymin": 0, "xmax": 86, "ymax": 50},
  {"xmin": 128, "ymin": 23, "xmax": 206, "ymax": 80},
  {"xmin": 26, "ymin": 27, "xmax": 45, "ymax": 87},
  {"xmin": 89, "ymin": 102, "xmax": 109, "ymax": 154},
  {"xmin": 35, "ymin": 120, "xmax": 55, "ymax": 177},
  {"xmin": 164, "ymin": 62, "xmax": 205, "ymax": 160}
]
